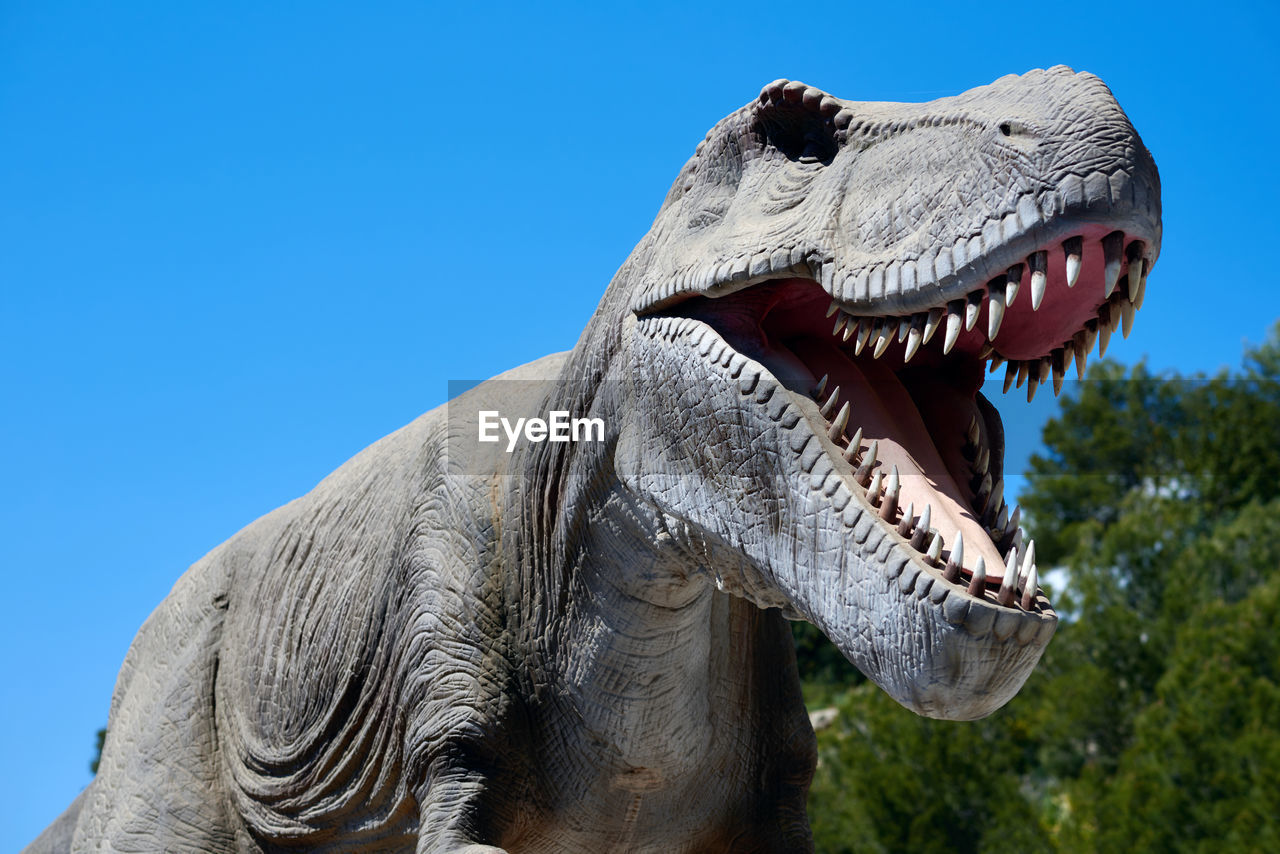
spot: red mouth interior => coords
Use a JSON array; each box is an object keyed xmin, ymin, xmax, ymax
[{"xmin": 668, "ymin": 278, "xmax": 1017, "ymax": 581}]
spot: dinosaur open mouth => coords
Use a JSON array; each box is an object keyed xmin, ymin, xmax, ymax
[{"xmin": 657, "ymin": 227, "xmax": 1151, "ymax": 613}]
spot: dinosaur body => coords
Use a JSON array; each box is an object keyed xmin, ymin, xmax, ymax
[{"xmin": 28, "ymin": 67, "xmax": 1161, "ymax": 852}]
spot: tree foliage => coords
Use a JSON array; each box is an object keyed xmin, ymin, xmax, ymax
[
  {"xmin": 90, "ymin": 727, "xmax": 105, "ymax": 775},
  {"xmin": 801, "ymin": 323, "xmax": 1280, "ymax": 851}
]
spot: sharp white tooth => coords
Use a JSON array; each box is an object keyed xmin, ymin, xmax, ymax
[
  {"xmin": 813, "ymin": 374, "xmax": 829, "ymax": 398},
  {"xmin": 826, "ymin": 299, "xmax": 840, "ymax": 318},
  {"xmin": 998, "ymin": 546, "xmax": 1018, "ymax": 605},
  {"xmin": 820, "ymin": 387, "xmax": 841, "ymax": 418},
  {"xmin": 944, "ymin": 302, "xmax": 963, "ymax": 354},
  {"xmin": 988, "ymin": 287, "xmax": 1006, "ymax": 339},
  {"xmin": 986, "ymin": 477, "xmax": 1004, "ymax": 520},
  {"xmin": 1016, "ymin": 360, "xmax": 1029, "ymax": 389},
  {"xmin": 1120, "ymin": 298, "xmax": 1135, "ymax": 338},
  {"xmin": 923, "ymin": 307, "xmax": 943, "ymax": 345},
  {"xmin": 1027, "ymin": 361, "xmax": 1042, "ymax": 402},
  {"xmin": 1106, "ymin": 301, "xmax": 1123, "ymax": 334},
  {"xmin": 1052, "ymin": 349, "xmax": 1066, "ymax": 396},
  {"xmin": 966, "ymin": 556, "xmax": 987, "ymax": 596},
  {"xmin": 990, "ymin": 354, "xmax": 1005, "ymax": 373},
  {"xmin": 896, "ymin": 501, "xmax": 914, "ymax": 536},
  {"xmin": 943, "ymin": 530, "xmax": 963, "ymax": 582},
  {"xmin": 1127, "ymin": 257, "xmax": 1144, "ymax": 302},
  {"xmin": 1126, "ymin": 242, "xmax": 1146, "ymax": 302},
  {"xmin": 1020, "ymin": 539, "xmax": 1036, "ymax": 586},
  {"xmin": 967, "ymin": 414, "xmax": 981, "ymax": 447},
  {"xmin": 1102, "ymin": 231, "xmax": 1124, "ymax": 297},
  {"xmin": 994, "ymin": 503, "xmax": 1008, "ymax": 533},
  {"xmin": 904, "ymin": 323, "xmax": 922, "ymax": 362},
  {"xmin": 848, "ymin": 426, "xmax": 863, "ymax": 454},
  {"xmin": 879, "ymin": 464, "xmax": 900, "ymax": 521},
  {"xmin": 898, "ymin": 316, "xmax": 911, "ymax": 343},
  {"xmin": 1003, "ymin": 359, "xmax": 1018, "ymax": 393},
  {"xmin": 1028, "ymin": 250, "xmax": 1048, "ymax": 310},
  {"xmin": 977, "ymin": 342, "xmax": 994, "ymax": 360},
  {"xmin": 910, "ymin": 503, "xmax": 932, "ymax": 550},
  {"xmin": 1020, "ymin": 563, "xmax": 1039, "ymax": 611},
  {"xmin": 1083, "ymin": 320, "xmax": 1098, "ymax": 354},
  {"xmin": 925, "ymin": 531, "xmax": 942, "ymax": 566},
  {"xmin": 1062, "ymin": 342, "xmax": 1074, "ymax": 375},
  {"xmin": 1006, "ymin": 505, "xmax": 1021, "ymax": 540},
  {"xmin": 1134, "ymin": 268, "xmax": 1148, "ymax": 310},
  {"xmin": 828, "ymin": 401, "xmax": 851, "ymax": 441},
  {"xmin": 855, "ymin": 439, "xmax": 878, "ymax": 485},
  {"xmin": 873, "ymin": 323, "xmax": 894, "ymax": 358},
  {"xmin": 842, "ymin": 315, "xmax": 858, "ymax": 342},
  {"xmin": 975, "ymin": 445, "xmax": 990, "ymax": 475},
  {"xmin": 1005, "ymin": 264, "xmax": 1023, "ymax": 307},
  {"xmin": 965, "ymin": 291, "xmax": 982, "ymax": 331},
  {"xmin": 833, "ymin": 314, "xmax": 848, "ymax": 337},
  {"xmin": 867, "ymin": 470, "xmax": 883, "ymax": 503},
  {"xmin": 1097, "ymin": 308, "xmax": 1113, "ymax": 357},
  {"xmin": 1063, "ymin": 236, "xmax": 1083, "ymax": 288},
  {"xmin": 855, "ymin": 318, "xmax": 874, "ymax": 354},
  {"xmin": 974, "ymin": 472, "xmax": 993, "ymax": 509},
  {"xmin": 1073, "ymin": 332, "xmax": 1089, "ymax": 380}
]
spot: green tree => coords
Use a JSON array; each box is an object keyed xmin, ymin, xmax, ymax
[
  {"xmin": 1074, "ymin": 574, "xmax": 1280, "ymax": 853},
  {"xmin": 799, "ymin": 323, "xmax": 1280, "ymax": 852},
  {"xmin": 90, "ymin": 727, "xmax": 105, "ymax": 775}
]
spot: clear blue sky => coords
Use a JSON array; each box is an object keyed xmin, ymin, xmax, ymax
[{"xmin": 3, "ymin": 1, "xmax": 1276, "ymax": 845}]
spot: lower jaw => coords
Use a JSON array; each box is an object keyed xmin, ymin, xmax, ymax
[{"xmin": 759, "ymin": 337, "xmax": 1011, "ymax": 584}]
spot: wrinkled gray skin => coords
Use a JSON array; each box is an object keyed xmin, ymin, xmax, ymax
[{"xmin": 29, "ymin": 66, "xmax": 1160, "ymax": 853}]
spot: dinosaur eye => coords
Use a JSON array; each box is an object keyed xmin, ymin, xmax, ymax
[
  {"xmin": 998, "ymin": 120, "xmax": 1035, "ymax": 139},
  {"xmin": 798, "ymin": 132, "xmax": 831, "ymax": 164}
]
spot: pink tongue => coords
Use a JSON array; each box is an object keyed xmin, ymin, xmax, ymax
[{"xmin": 788, "ymin": 338, "xmax": 1007, "ymax": 581}]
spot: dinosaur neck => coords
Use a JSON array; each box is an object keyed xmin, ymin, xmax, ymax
[
  {"xmin": 543, "ymin": 479, "xmax": 725, "ymax": 776},
  {"xmin": 503, "ymin": 304, "xmax": 732, "ymax": 771}
]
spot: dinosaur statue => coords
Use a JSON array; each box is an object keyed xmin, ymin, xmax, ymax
[{"xmin": 28, "ymin": 66, "xmax": 1161, "ymax": 853}]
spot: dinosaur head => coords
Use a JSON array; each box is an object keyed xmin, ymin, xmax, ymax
[{"xmin": 610, "ymin": 67, "xmax": 1160, "ymax": 720}]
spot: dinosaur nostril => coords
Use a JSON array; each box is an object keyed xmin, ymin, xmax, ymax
[{"xmin": 999, "ymin": 122, "xmax": 1012, "ymax": 137}]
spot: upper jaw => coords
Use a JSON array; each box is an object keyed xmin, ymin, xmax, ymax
[
  {"xmin": 827, "ymin": 208, "xmax": 1161, "ymax": 318},
  {"xmin": 638, "ymin": 212, "xmax": 1156, "ymax": 403},
  {"xmin": 637, "ymin": 209, "xmax": 1159, "ymax": 323},
  {"xmin": 633, "ymin": 104, "xmax": 1161, "ymax": 321},
  {"xmin": 827, "ymin": 220, "xmax": 1157, "ymax": 384}
]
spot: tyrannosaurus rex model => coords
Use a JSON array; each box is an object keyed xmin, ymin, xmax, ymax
[{"xmin": 29, "ymin": 66, "xmax": 1161, "ymax": 853}]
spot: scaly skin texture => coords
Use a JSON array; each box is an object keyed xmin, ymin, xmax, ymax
[{"xmin": 27, "ymin": 66, "xmax": 1160, "ymax": 853}]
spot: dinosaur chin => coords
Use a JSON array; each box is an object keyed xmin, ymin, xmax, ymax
[{"xmin": 643, "ymin": 222, "xmax": 1153, "ymax": 718}]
